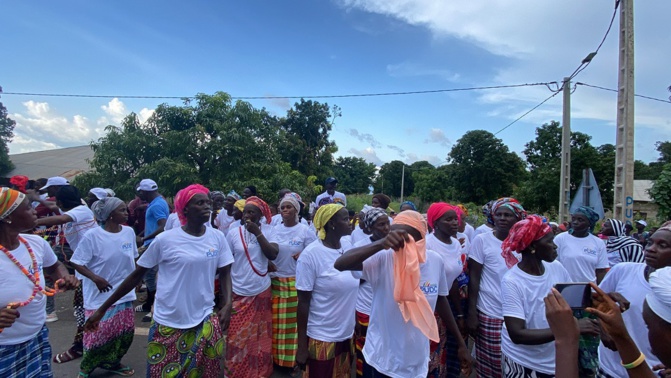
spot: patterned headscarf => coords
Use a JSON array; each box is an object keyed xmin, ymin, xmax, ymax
[
  {"xmin": 9, "ymin": 176, "xmax": 29, "ymax": 193},
  {"xmin": 210, "ymin": 191, "xmax": 225, "ymax": 199},
  {"xmin": 226, "ymin": 190, "xmax": 241, "ymax": 201},
  {"xmin": 234, "ymin": 199, "xmax": 246, "ymax": 212},
  {"xmin": 605, "ymin": 218, "xmax": 644, "ymax": 263},
  {"xmin": 572, "ymin": 206, "xmax": 601, "ymax": 232},
  {"xmin": 0, "ymin": 187, "xmax": 26, "ymax": 220},
  {"xmin": 501, "ymin": 215, "xmax": 552, "ymax": 268},
  {"xmin": 400, "ymin": 201, "xmax": 417, "ymax": 212},
  {"xmin": 280, "ymin": 193, "xmax": 301, "ymax": 223},
  {"xmin": 457, "ymin": 204, "xmax": 469, "ymax": 216},
  {"xmin": 426, "ymin": 202, "xmax": 461, "ymax": 229},
  {"xmin": 492, "ymin": 197, "xmax": 527, "ymax": 221},
  {"xmin": 482, "ymin": 200, "xmax": 495, "ymax": 225},
  {"xmin": 174, "ymin": 184, "xmax": 210, "ymax": 226},
  {"xmin": 318, "ymin": 196, "xmax": 334, "ymax": 208},
  {"xmin": 363, "ymin": 207, "xmax": 388, "ymax": 231},
  {"xmin": 92, "ymin": 197, "xmax": 125, "ymax": 222},
  {"xmin": 373, "ymin": 193, "xmax": 391, "ymax": 210},
  {"xmin": 245, "ymin": 196, "xmax": 272, "ymax": 225},
  {"xmin": 314, "ymin": 203, "xmax": 344, "ymax": 240}
]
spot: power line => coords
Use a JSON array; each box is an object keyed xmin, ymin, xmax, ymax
[
  {"xmin": 493, "ymin": 90, "xmax": 562, "ymax": 135},
  {"xmin": 0, "ymin": 82, "xmax": 555, "ymax": 100},
  {"xmin": 577, "ymin": 82, "xmax": 671, "ymax": 104}
]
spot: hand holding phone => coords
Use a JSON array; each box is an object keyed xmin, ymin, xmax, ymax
[{"xmin": 553, "ymin": 283, "xmax": 592, "ymax": 310}]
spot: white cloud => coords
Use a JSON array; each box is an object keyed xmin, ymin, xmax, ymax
[
  {"xmin": 101, "ymin": 98, "xmax": 127, "ymax": 124},
  {"xmin": 348, "ymin": 129, "xmax": 382, "ymax": 148},
  {"xmin": 9, "ymin": 134, "xmax": 59, "ymax": 154},
  {"xmin": 387, "ymin": 62, "xmax": 460, "ymax": 82},
  {"xmin": 424, "ymin": 128, "xmax": 450, "ymax": 147},
  {"xmin": 405, "ymin": 152, "xmax": 444, "ymax": 166},
  {"xmin": 348, "ymin": 147, "xmax": 384, "ymax": 166},
  {"xmin": 387, "ymin": 144, "xmax": 406, "ymax": 158}
]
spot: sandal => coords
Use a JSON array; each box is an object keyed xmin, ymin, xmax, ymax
[
  {"xmin": 134, "ymin": 304, "xmax": 149, "ymax": 313},
  {"xmin": 107, "ymin": 364, "xmax": 134, "ymax": 377},
  {"xmin": 53, "ymin": 348, "xmax": 82, "ymax": 364}
]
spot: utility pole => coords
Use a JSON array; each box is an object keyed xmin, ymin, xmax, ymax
[
  {"xmin": 614, "ymin": 0, "xmax": 635, "ymax": 222},
  {"xmin": 400, "ymin": 164, "xmax": 405, "ymax": 203},
  {"xmin": 558, "ymin": 77, "xmax": 572, "ymax": 223}
]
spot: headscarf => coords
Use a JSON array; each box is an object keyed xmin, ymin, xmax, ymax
[
  {"xmin": 234, "ymin": 199, "xmax": 246, "ymax": 212},
  {"xmin": 9, "ymin": 176, "xmax": 29, "ymax": 193},
  {"xmin": 605, "ymin": 218, "xmax": 644, "ymax": 264},
  {"xmin": 482, "ymin": 200, "xmax": 495, "ymax": 225},
  {"xmin": 400, "ymin": 201, "xmax": 417, "ymax": 211},
  {"xmin": 89, "ymin": 187, "xmax": 109, "ymax": 200},
  {"xmin": 492, "ymin": 197, "xmax": 527, "ymax": 221},
  {"xmin": 318, "ymin": 196, "xmax": 334, "ymax": 208},
  {"xmin": 245, "ymin": 196, "xmax": 272, "ymax": 225},
  {"xmin": 313, "ymin": 203, "xmax": 344, "ymax": 240},
  {"xmin": 646, "ymin": 267, "xmax": 671, "ymax": 323},
  {"xmin": 572, "ymin": 206, "xmax": 601, "ymax": 232},
  {"xmin": 426, "ymin": 202, "xmax": 461, "ymax": 229},
  {"xmin": 280, "ymin": 193, "xmax": 301, "ymax": 222},
  {"xmin": 363, "ymin": 207, "xmax": 388, "ymax": 231},
  {"xmin": 373, "ymin": 193, "xmax": 391, "ymax": 210},
  {"xmin": 174, "ymin": 184, "xmax": 210, "ymax": 226},
  {"xmin": 333, "ymin": 197, "xmax": 346, "ymax": 205},
  {"xmin": 0, "ymin": 187, "xmax": 26, "ymax": 220},
  {"xmin": 210, "ymin": 190, "xmax": 225, "ymax": 199},
  {"xmin": 227, "ymin": 190, "xmax": 241, "ymax": 201},
  {"xmin": 457, "ymin": 204, "xmax": 469, "ymax": 216},
  {"xmin": 104, "ymin": 188, "xmax": 116, "ymax": 197},
  {"xmin": 391, "ymin": 210, "xmax": 438, "ymax": 342},
  {"xmin": 658, "ymin": 221, "xmax": 671, "ymax": 233},
  {"xmin": 501, "ymin": 215, "xmax": 552, "ymax": 268},
  {"xmin": 92, "ymin": 197, "xmax": 125, "ymax": 222}
]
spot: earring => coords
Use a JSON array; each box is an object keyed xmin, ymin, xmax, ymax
[
  {"xmin": 530, "ymin": 248, "xmax": 536, "ymax": 254},
  {"xmin": 5, "ymin": 220, "xmax": 11, "ymax": 224}
]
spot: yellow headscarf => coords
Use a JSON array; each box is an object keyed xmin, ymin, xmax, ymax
[
  {"xmin": 0, "ymin": 187, "xmax": 26, "ymax": 221},
  {"xmin": 234, "ymin": 199, "xmax": 246, "ymax": 212},
  {"xmin": 314, "ymin": 204, "xmax": 344, "ymax": 240}
]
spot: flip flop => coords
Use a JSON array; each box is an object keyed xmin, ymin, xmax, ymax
[
  {"xmin": 108, "ymin": 365, "xmax": 134, "ymax": 377},
  {"xmin": 52, "ymin": 348, "xmax": 82, "ymax": 364}
]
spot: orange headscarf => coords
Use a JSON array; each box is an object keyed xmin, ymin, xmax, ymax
[
  {"xmin": 392, "ymin": 210, "xmax": 439, "ymax": 342},
  {"xmin": 0, "ymin": 187, "xmax": 26, "ymax": 220}
]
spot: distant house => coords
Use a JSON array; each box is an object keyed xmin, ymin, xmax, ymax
[
  {"xmin": 633, "ymin": 179, "xmax": 658, "ymax": 220},
  {"xmin": 3, "ymin": 145, "xmax": 94, "ymax": 181}
]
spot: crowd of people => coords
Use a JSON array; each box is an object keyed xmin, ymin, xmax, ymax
[{"xmin": 0, "ymin": 173, "xmax": 669, "ymax": 378}]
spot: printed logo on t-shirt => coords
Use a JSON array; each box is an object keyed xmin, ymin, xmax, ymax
[
  {"xmin": 206, "ymin": 247, "xmax": 218, "ymax": 258},
  {"xmin": 28, "ymin": 263, "xmax": 44, "ymax": 276},
  {"xmin": 121, "ymin": 242, "xmax": 133, "ymax": 251},
  {"xmin": 582, "ymin": 246, "xmax": 597, "ymax": 256},
  {"xmin": 420, "ymin": 281, "xmax": 438, "ymax": 295},
  {"xmin": 288, "ymin": 239, "xmax": 303, "ymax": 247}
]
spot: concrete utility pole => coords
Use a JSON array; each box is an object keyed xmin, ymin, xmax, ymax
[
  {"xmin": 559, "ymin": 77, "xmax": 572, "ymax": 223},
  {"xmin": 400, "ymin": 164, "xmax": 405, "ymax": 203},
  {"xmin": 614, "ymin": 0, "xmax": 635, "ymax": 222}
]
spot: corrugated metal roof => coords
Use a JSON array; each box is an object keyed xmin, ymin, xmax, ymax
[
  {"xmin": 634, "ymin": 179, "xmax": 653, "ymax": 202},
  {"xmin": 5, "ymin": 145, "xmax": 94, "ymax": 180}
]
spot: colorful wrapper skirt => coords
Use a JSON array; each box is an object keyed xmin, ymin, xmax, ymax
[
  {"xmin": 303, "ymin": 338, "xmax": 353, "ymax": 378},
  {"xmin": 147, "ymin": 313, "xmax": 224, "ymax": 378},
  {"xmin": 475, "ymin": 311, "xmax": 504, "ymax": 378},
  {"xmin": 0, "ymin": 325, "xmax": 52, "ymax": 378},
  {"xmin": 271, "ymin": 277, "xmax": 298, "ymax": 368},
  {"xmin": 428, "ymin": 312, "xmax": 448, "ymax": 378},
  {"xmin": 81, "ymin": 301, "xmax": 134, "ymax": 373},
  {"xmin": 354, "ymin": 311, "xmax": 369, "ymax": 378},
  {"xmin": 226, "ymin": 288, "xmax": 273, "ymax": 378},
  {"xmin": 503, "ymin": 355, "xmax": 554, "ymax": 378},
  {"xmin": 574, "ymin": 309, "xmax": 600, "ymax": 375}
]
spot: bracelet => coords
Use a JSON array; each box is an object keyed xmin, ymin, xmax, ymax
[
  {"xmin": 456, "ymin": 314, "xmax": 465, "ymax": 318},
  {"xmin": 621, "ymin": 352, "xmax": 645, "ymax": 369}
]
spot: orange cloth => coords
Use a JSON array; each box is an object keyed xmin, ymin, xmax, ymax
[{"xmin": 392, "ymin": 211, "xmax": 439, "ymax": 342}]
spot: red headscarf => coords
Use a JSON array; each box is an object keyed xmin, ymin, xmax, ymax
[
  {"xmin": 245, "ymin": 196, "xmax": 272, "ymax": 225},
  {"xmin": 174, "ymin": 184, "xmax": 210, "ymax": 226},
  {"xmin": 426, "ymin": 202, "xmax": 461, "ymax": 229},
  {"xmin": 501, "ymin": 215, "xmax": 552, "ymax": 268},
  {"xmin": 9, "ymin": 176, "xmax": 29, "ymax": 193}
]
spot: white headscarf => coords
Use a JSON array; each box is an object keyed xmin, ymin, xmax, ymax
[{"xmin": 647, "ymin": 267, "xmax": 671, "ymax": 323}]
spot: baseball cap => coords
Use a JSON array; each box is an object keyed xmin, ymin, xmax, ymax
[
  {"xmin": 325, "ymin": 177, "xmax": 338, "ymax": 185},
  {"xmin": 636, "ymin": 220, "xmax": 648, "ymax": 227},
  {"xmin": 40, "ymin": 176, "xmax": 69, "ymax": 190},
  {"xmin": 89, "ymin": 187, "xmax": 109, "ymax": 200},
  {"xmin": 136, "ymin": 179, "xmax": 158, "ymax": 192}
]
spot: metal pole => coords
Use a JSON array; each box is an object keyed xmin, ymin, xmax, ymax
[
  {"xmin": 559, "ymin": 77, "xmax": 572, "ymax": 223},
  {"xmin": 400, "ymin": 164, "xmax": 405, "ymax": 203}
]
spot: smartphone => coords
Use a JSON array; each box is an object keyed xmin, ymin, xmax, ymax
[{"xmin": 554, "ymin": 283, "xmax": 592, "ymax": 310}]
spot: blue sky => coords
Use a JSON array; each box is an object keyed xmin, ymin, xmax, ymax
[{"xmin": 1, "ymin": 0, "xmax": 670, "ymax": 166}]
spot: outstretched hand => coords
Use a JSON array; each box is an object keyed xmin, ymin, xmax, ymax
[
  {"xmin": 381, "ymin": 230, "xmax": 411, "ymax": 251},
  {"xmin": 586, "ymin": 282, "xmax": 628, "ymax": 340},
  {"xmin": 544, "ymin": 288, "xmax": 580, "ymax": 342}
]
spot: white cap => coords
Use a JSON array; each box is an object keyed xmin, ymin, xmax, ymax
[
  {"xmin": 40, "ymin": 176, "xmax": 69, "ymax": 190},
  {"xmin": 136, "ymin": 179, "xmax": 158, "ymax": 192},
  {"xmin": 104, "ymin": 188, "xmax": 116, "ymax": 197},
  {"xmin": 89, "ymin": 187, "xmax": 109, "ymax": 200},
  {"xmin": 636, "ymin": 220, "xmax": 648, "ymax": 227}
]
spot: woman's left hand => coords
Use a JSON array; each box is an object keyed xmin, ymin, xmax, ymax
[
  {"xmin": 458, "ymin": 344, "xmax": 473, "ymax": 377},
  {"xmin": 58, "ymin": 275, "xmax": 80, "ymax": 291},
  {"xmin": 217, "ymin": 303, "xmax": 232, "ymax": 331},
  {"xmin": 245, "ymin": 220, "xmax": 261, "ymax": 237}
]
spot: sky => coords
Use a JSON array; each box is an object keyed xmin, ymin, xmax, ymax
[{"xmin": 1, "ymin": 0, "xmax": 670, "ymax": 167}]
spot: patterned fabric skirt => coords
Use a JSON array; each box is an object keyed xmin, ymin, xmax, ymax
[
  {"xmin": 147, "ymin": 313, "xmax": 224, "ymax": 378},
  {"xmin": 354, "ymin": 311, "xmax": 369, "ymax": 378},
  {"xmin": 226, "ymin": 288, "xmax": 273, "ymax": 378},
  {"xmin": 81, "ymin": 301, "xmax": 134, "ymax": 373},
  {"xmin": 503, "ymin": 355, "xmax": 554, "ymax": 378},
  {"xmin": 271, "ymin": 277, "xmax": 298, "ymax": 368},
  {"xmin": 0, "ymin": 325, "xmax": 52, "ymax": 378},
  {"xmin": 303, "ymin": 338, "xmax": 353, "ymax": 378},
  {"xmin": 574, "ymin": 310, "xmax": 600, "ymax": 375},
  {"xmin": 475, "ymin": 311, "xmax": 504, "ymax": 378},
  {"xmin": 428, "ymin": 312, "xmax": 448, "ymax": 378}
]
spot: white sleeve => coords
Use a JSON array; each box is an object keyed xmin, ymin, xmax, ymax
[
  {"xmin": 295, "ymin": 252, "xmax": 316, "ymax": 291},
  {"xmin": 263, "ymin": 226, "xmax": 278, "ymax": 244},
  {"xmin": 70, "ymin": 234, "xmax": 93, "ymax": 266},
  {"xmin": 438, "ymin": 258, "xmax": 450, "ymax": 296},
  {"xmin": 469, "ymin": 236, "xmax": 485, "ymax": 264},
  {"xmin": 303, "ymin": 227, "xmax": 318, "ymax": 247},
  {"xmin": 595, "ymin": 239, "xmax": 609, "ymax": 269},
  {"xmin": 598, "ymin": 263, "xmax": 621, "ymax": 292},
  {"xmin": 501, "ymin": 275, "xmax": 525, "ymax": 319},
  {"xmin": 361, "ymin": 251, "xmax": 386, "ymax": 287},
  {"xmin": 217, "ymin": 232, "xmax": 235, "ymax": 268},
  {"xmin": 37, "ymin": 237, "xmax": 58, "ymax": 268},
  {"xmin": 137, "ymin": 236, "xmax": 162, "ymax": 269}
]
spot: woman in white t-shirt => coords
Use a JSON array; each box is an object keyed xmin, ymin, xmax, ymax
[
  {"xmin": 500, "ymin": 215, "xmax": 598, "ymax": 377},
  {"xmin": 269, "ymin": 193, "xmax": 317, "ymax": 372},
  {"xmin": 0, "ymin": 188, "xmax": 79, "ymax": 377},
  {"xmin": 473, "ymin": 200, "xmax": 496, "ymax": 238},
  {"xmin": 295, "ymin": 204, "xmax": 357, "ymax": 377},
  {"xmin": 85, "ymin": 185, "xmax": 234, "ymax": 377},
  {"xmin": 215, "ymin": 190, "xmax": 241, "ymax": 231},
  {"xmin": 70, "ymin": 197, "xmax": 138, "ymax": 377},
  {"xmin": 468, "ymin": 197, "xmax": 526, "ymax": 378},
  {"xmin": 226, "ymin": 196, "xmax": 279, "ymax": 378}
]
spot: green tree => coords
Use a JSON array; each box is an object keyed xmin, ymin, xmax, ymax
[
  {"xmin": 649, "ymin": 164, "xmax": 671, "ymax": 221},
  {"xmin": 448, "ymin": 130, "xmax": 526, "ymax": 204},
  {"xmin": 412, "ymin": 165, "xmax": 453, "ymax": 203},
  {"xmin": 331, "ymin": 156, "xmax": 376, "ymax": 194},
  {"xmin": 0, "ymin": 89, "xmax": 16, "ymax": 175},
  {"xmin": 373, "ymin": 160, "xmax": 413, "ymax": 197}
]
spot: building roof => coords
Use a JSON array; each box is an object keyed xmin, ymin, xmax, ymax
[
  {"xmin": 5, "ymin": 145, "xmax": 94, "ymax": 180},
  {"xmin": 633, "ymin": 179, "xmax": 654, "ymax": 202}
]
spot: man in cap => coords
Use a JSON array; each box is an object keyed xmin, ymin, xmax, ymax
[
  {"xmin": 314, "ymin": 177, "xmax": 347, "ymax": 208},
  {"xmin": 633, "ymin": 220, "xmax": 650, "ymax": 247}
]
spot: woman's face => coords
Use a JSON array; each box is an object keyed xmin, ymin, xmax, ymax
[
  {"xmin": 109, "ymin": 203, "xmax": 129, "ymax": 225},
  {"xmin": 211, "ymin": 194, "xmax": 225, "ymax": 211},
  {"xmin": 494, "ymin": 207, "xmax": 519, "ymax": 233},
  {"xmin": 600, "ymin": 221, "xmax": 614, "ymax": 236},
  {"xmin": 327, "ymin": 208, "xmax": 352, "ymax": 237},
  {"xmin": 645, "ymin": 230, "xmax": 671, "ymax": 270},
  {"xmin": 280, "ymin": 203, "xmax": 297, "ymax": 222},
  {"xmin": 242, "ymin": 188, "xmax": 253, "ymax": 199},
  {"xmin": 571, "ymin": 214, "xmax": 590, "ymax": 234},
  {"xmin": 243, "ymin": 204, "xmax": 262, "ymax": 224},
  {"xmin": 435, "ymin": 210, "xmax": 460, "ymax": 236},
  {"xmin": 224, "ymin": 196, "xmax": 236, "ymax": 212},
  {"xmin": 232, "ymin": 207, "xmax": 242, "ymax": 220},
  {"xmin": 534, "ymin": 232, "xmax": 558, "ymax": 262},
  {"xmin": 400, "ymin": 204, "xmax": 413, "ymax": 212},
  {"xmin": 184, "ymin": 193, "xmax": 212, "ymax": 224},
  {"xmin": 5, "ymin": 197, "xmax": 37, "ymax": 232},
  {"xmin": 370, "ymin": 215, "xmax": 390, "ymax": 240},
  {"xmin": 643, "ymin": 301, "xmax": 671, "ymax": 367},
  {"xmin": 371, "ymin": 197, "xmax": 381, "ymax": 208}
]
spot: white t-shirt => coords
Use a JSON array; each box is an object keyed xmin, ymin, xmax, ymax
[
  {"xmin": 350, "ymin": 227, "xmax": 369, "ymax": 245},
  {"xmin": 353, "ymin": 237, "xmax": 374, "ymax": 315},
  {"xmin": 469, "ymin": 232, "xmax": 520, "ymax": 319},
  {"xmin": 473, "ymin": 223, "xmax": 493, "ymax": 238},
  {"xmin": 555, "ymin": 232, "xmax": 608, "ymax": 283},
  {"xmin": 456, "ymin": 232, "xmax": 471, "ymax": 255},
  {"xmin": 63, "ymin": 205, "xmax": 98, "ymax": 251},
  {"xmin": 426, "ymin": 234, "xmax": 464, "ymax": 290},
  {"xmin": 227, "ymin": 224, "xmax": 277, "ymax": 296},
  {"xmin": 598, "ymin": 263, "xmax": 661, "ymax": 377},
  {"xmin": 501, "ymin": 261, "xmax": 572, "ymax": 374},
  {"xmin": 165, "ymin": 213, "xmax": 211, "ymax": 231},
  {"xmin": 362, "ymin": 248, "xmax": 449, "ymax": 378},
  {"xmin": 228, "ymin": 220, "xmax": 243, "ymax": 234},
  {"xmin": 270, "ymin": 214, "xmax": 282, "ymax": 227},
  {"xmin": 0, "ymin": 235, "xmax": 57, "ymax": 345},
  {"xmin": 137, "ymin": 227, "xmax": 234, "ymax": 328},
  {"xmin": 70, "ymin": 226, "xmax": 138, "ymax": 310},
  {"xmin": 216, "ymin": 211, "xmax": 235, "ymax": 231},
  {"xmin": 295, "ymin": 239, "xmax": 358, "ymax": 342},
  {"xmin": 270, "ymin": 223, "xmax": 318, "ymax": 278},
  {"xmin": 315, "ymin": 191, "xmax": 347, "ymax": 206},
  {"xmin": 464, "ymin": 223, "xmax": 475, "ymax": 243}
]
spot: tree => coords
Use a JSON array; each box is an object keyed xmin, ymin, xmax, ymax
[
  {"xmin": 331, "ymin": 156, "xmax": 376, "ymax": 194},
  {"xmin": 0, "ymin": 88, "xmax": 16, "ymax": 175},
  {"xmin": 412, "ymin": 165, "xmax": 453, "ymax": 203},
  {"xmin": 448, "ymin": 130, "xmax": 526, "ymax": 204},
  {"xmin": 649, "ymin": 164, "xmax": 671, "ymax": 221},
  {"xmin": 373, "ymin": 160, "xmax": 413, "ymax": 197}
]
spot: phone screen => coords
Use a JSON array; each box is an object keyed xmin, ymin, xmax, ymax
[{"xmin": 554, "ymin": 283, "xmax": 592, "ymax": 310}]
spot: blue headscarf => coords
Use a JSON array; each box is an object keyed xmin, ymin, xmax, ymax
[
  {"xmin": 400, "ymin": 201, "xmax": 417, "ymax": 212},
  {"xmin": 226, "ymin": 190, "xmax": 241, "ymax": 200},
  {"xmin": 572, "ymin": 206, "xmax": 600, "ymax": 232}
]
